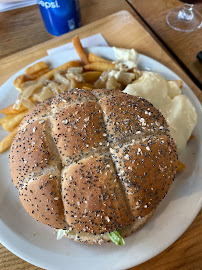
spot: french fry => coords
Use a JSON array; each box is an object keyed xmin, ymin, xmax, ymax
[
  {"xmin": 0, "ymin": 114, "xmax": 14, "ymax": 125},
  {"xmin": 0, "ymin": 127, "xmax": 18, "ymax": 153},
  {"xmin": 40, "ymin": 61, "xmax": 82, "ymax": 80},
  {"xmin": 72, "ymin": 35, "xmax": 89, "ymax": 65},
  {"xmin": 82, "ymin": 71, "xmax": 102, "ymax": 83},
  {"xmin": 83, "ymin": 86, "xmax": 92, "ymax": 91},
  {"xmin": 13, "ymin": 74, "xmax": 30, "ymax": 92},
  {"xmin": 1, "ymin": 110, "xmax": 28, "ymax": 132},
  {"xmin": 26, "ymin": 61, "xmax": 49, "ymax": 76},
  {"xmin": 74, "ymin": 82, "xmax": 94, "ymax": 90},
  {"xmin": 88, "ymin": 53, "xmax": 111, "ymax": 63},
  {"xmin": 0, "ymin": 103, "xmax": 27, "ymax": 115},
  {"xmin": 177, "ymin": 160, "xmax": 186, "ymax": 173},
  {"xmin": 28, "ymin": 68, "xmax": 50, "ymax": 80},
  {"xmin": 84, "ymin": 62, "xmax": 115, "ymax": 72}
]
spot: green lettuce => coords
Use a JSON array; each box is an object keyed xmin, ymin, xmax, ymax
[{"xmin": 108, "ymin": 230, "xmax": 125, "ymax": 246}]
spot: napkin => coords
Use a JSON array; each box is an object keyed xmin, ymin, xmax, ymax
[
  {"xmin": 47, "ymin": 33, "xmax": 109, "ymax": 55},
  {"xmin": 0, "ymin": 0, "xmax": 36, "ymax": 12}
]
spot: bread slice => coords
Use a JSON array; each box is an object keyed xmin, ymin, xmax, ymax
[{"xmin": 64, "ymin": 210, "xmax": 154, "ymax": 244}]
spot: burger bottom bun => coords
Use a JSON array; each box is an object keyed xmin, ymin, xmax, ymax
[{"xmin": 64, "ymin": 210, "xmax": 154, "ymax": 244}]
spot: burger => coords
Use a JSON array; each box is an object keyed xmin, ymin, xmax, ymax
[{"xmin": 9, "ymin": 88, "xmax": 178, "ymax": 245}]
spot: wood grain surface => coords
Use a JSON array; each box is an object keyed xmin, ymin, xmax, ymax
[
  {"xmin": 0, "ymin": 0, "xmax": 140, "ymax": 59},
  {"xmin": 0, "ymin": 2, "xmax": 201, "ymax": 270},
  {"xmin": 128, "ymin": 0, "xmax": 202, "ymax": 89}
]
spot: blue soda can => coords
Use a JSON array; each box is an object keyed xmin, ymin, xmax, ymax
[{"xmin": 37, "ymin": 0, "xmax": 81, "ymax": 36}]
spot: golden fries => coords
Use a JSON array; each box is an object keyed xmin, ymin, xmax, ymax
[
  {"xmin": 13, "ymin": 62, "xmax": 50, "ymax": 91},
  {"xmin": 0, "ymin": 114, "xmax": 14, "ymax": 125},
  {"xmin": 1, "ymin": 110, "xmax": 28, "ymax": 132},
  {"xmin": 177, "ymin": 160, "xmax": 186, "ymax": 173},
  {"xmin": 41, "ymin": 61, "xmax": 82, "ymax": 80},
  {"xmin": 74, "ymin": 82, "xmax": 94, "ymax": 90},
  {"xmin": 0, "ymin": 103, "xmax": 27, "ymax": 115},
  {"xmin": 0, "ymin": 127, "xmax": 18, "ymax": 153},
  {"xmin": 82, "ymin": 86, "xmax": 92, "ymax": 91},
  {"xmin": 84, "ymin": 62, "xmax": 115, "ymax": 71},
  {"xmin": 28, "ymin": 68, "xmax": 50, "ymax": 80},
  {"xmin": 88, "ymin": 53, "xmax": 111, "ymax": 63},
  {"xmin": 13, "ymin": 74, "xmax": 29, "ymax": 92},
  {"xmin": 26, "ymin": 61, "xmax": 49, "ymax": 76},
  {"xmin": 72, "ymin": 35, "xmax": 89, "ymax": 65},
  {"xmin": 82, "ymin": 71, "xmax": 102, "ymax": 83}
]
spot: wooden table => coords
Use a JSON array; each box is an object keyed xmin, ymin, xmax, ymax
[
  {"xmin": 128, "ymin": 0, "xmax": 202, "ymax": 90},
  {"xmin": 0, "ymin": 1, "xmax": 201, "ymax": 270}
]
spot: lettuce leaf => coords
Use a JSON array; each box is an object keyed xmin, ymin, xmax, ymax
[
  {"xmin": 57, "ymin": 229, "xmax": 69, "ymax": 240},
  {"xmin": 108, "ymin": 230, "xmax": 125, "ymax": 246}
]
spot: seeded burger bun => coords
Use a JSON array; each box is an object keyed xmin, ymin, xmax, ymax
[{"xmin": 10, "ymin": 89, "xmax": 178, "ymax": 244}]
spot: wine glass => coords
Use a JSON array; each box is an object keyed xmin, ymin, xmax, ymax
[{"xmin": 166, "ymin": 0, "xmax": 202, "ymax": 32}]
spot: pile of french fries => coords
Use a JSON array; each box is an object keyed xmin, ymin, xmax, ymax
[
  {"xmin": 0, "ymin": 35, "xmax": 187, "ymax": 172},
  {"xmin": 0, "ymin": 35, "xmax": 140, "ymax": 153}
]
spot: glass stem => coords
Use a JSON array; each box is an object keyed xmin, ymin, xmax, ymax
[{"xmin": 178, "ymin": 4, "xmax": 194, "ymax": 21}]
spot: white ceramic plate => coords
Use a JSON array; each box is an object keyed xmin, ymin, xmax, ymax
[{"xmin": 0, "ymin": 47, "xmax": 202, "ymax": 270}]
